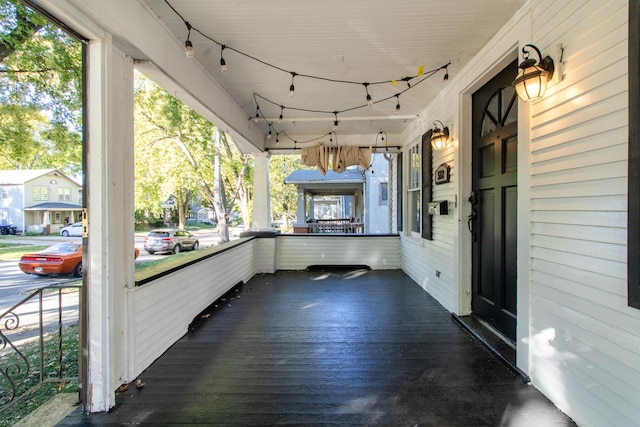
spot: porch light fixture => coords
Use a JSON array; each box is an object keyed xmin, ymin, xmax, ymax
[
  {"xmin": 513, "ymin": 44, "xmax": 555, "ymax": 102},
  {"xmin": 430, "ymin": 120, "xmax": 450, "ymax": 151}
]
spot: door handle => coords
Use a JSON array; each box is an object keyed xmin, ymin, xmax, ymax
[{"xmin": 467, "ymin": 208, "xmax": 477, "ymax": 242}]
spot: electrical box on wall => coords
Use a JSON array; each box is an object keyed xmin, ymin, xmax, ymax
[{"xmin": 428, "ymin": 200, "xmax": 448, "ymax": 215}]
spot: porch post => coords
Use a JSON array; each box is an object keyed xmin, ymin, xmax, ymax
[
  {"xmin": 252, "ymin": 152, "xmax": 272, "ymax": 230},
  {"xmin": 84, "ymin": 36, "xmax": 135, "ymax": 412},
  {"xmin": 296, "ymin": 188, "xmax": 306, "ymax": 224}
]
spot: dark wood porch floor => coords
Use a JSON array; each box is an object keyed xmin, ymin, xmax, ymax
[{"xmin": 60, "ymin": 269, "xmax": 575, "ymax": 426}]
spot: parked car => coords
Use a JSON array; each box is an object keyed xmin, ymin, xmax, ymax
[
  {"xmin": 19, "ymin": 243, "xmax": 140, "ymax": 277},
  {"xmin": 144, "ymin": 229, "xmax": 199, "ymax": 254},
  {"xmin": 231, "ymin": 224, "xmax": 246, "ymax": 237},
  {"xmin": 60, "ymin": 222, "xmax": 83, "ymax": 237}
]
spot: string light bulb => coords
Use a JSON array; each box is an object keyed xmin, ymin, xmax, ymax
[
  {"xmin": 333, "ymin": 112, "xmax": 339, "ymax": 131},
  {"xmin": 254, "ymin": 105, "xmax": 260, "ymax": 123},
  {"xmin": 364, "ymin": 83, "xmax": 373, "ymax": 107},
  {"xmin": 267, "ymin": 126, "xmax": 273, "ymax": 140},
  {"xmin": 279, "ymin": 106, "xmax": 284, "ymax": 123},
  {"xmin": 395, "ymin": 94, "xmax": 400, "ymax": 114},
  {"xmin": 184, "ymin": 21, "xmax": 194, "ymax": 58},
  {"xmin": 220, "ymin": 45, "xmax": 227, "ymax": 73},
  {"xmin": 289, "ymin": 72, "xmax": 297, "ymax": 97}
]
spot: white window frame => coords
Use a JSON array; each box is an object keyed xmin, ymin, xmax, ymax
[
  {"xmin": 33, "ymin": 185, "xmax": 49, "ymax": 201},
  {"xmin": 378, "ymin": 181, "xmax": 388, "ymax": 205},
  {"xmin": 407, "ymin": 142, "xmax": 421, "ymax": 236},
  {"xmin": 58, "ymin": 187, "xmax": 71, "ymax": 201}
]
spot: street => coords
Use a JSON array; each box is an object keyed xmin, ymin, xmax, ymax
[{"xmin": 0, "ymin": 230, "xmax": 221, "ymax": 351}]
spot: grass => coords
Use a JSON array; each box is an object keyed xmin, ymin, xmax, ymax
[
  {"xmin": 0, "ymin": 325, "xmax": 79, "ymax": 427},
  {"xmin": 0, "ymin": 244, "xmax": 49, "ymax": 261}
]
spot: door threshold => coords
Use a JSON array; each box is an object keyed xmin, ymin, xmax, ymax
[{"xmin": 452, "ymin": 314, "xmax": 530, "ymax": 383}]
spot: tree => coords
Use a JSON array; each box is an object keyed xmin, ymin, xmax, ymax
[
  {"xmin": 0, "ymin": 0, "xmax": 82, "ymax": 175},
  {"xmin": 269, "ymin": 155, "xmax": 314, "ymax": 229},
  {"xmin": 133, "ymin": 73, "xmax": 251, "ymax": 237}
]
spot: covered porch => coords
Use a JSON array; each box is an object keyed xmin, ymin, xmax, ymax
[
  {"xmin": 16, "ymin": 0, "xmax": 638, "ymax": 426},
  {"xmin": 60, "ymin": 265, "xmax": 574, "ymax": 425}
]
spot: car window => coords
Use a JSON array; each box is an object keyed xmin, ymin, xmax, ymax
[
  {"xmin": 148, "ymin": 231, "xmax": 170, "ymax": 238},
  {"xmin": 55, "ymin": 244, "xmax": 80, "ymax": 252}
]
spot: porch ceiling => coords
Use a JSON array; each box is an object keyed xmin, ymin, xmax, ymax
[{"xmin": 141, "ymin": 0, "xmax": 526, "ymax": 150}]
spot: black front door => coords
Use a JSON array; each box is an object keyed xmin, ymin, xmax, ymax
[{"xmin": 470, "ymin": 61, "xmax": 518, "ymax": 342}]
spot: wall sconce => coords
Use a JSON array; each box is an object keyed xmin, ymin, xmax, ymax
[
  {"xmin": 430, "ymin": 120, "xmax": 450, "ymax": 150},
  {"xmin": 513, "ymin": 44, "xmax": 555, "ymax": 102}
]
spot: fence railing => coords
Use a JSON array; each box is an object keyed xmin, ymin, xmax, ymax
[{"xmin": 0, "ymin": 283, "xmax": 81, "ymax": 409}]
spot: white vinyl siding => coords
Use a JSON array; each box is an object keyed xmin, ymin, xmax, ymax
[
  {"xmin": 526, "ymin": 1, "xmax": 636, "ymax": 426},
  {"xmin": 277, "ymin": 235, "xmax": 400, "ymax": 270}
]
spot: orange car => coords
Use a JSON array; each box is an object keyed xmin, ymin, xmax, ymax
[{"xmin": 19, "ymin": 243, "xmax": 140, "ymax": 277}]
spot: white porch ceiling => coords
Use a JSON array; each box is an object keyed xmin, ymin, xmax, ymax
[{"xmin": 141, "ymin": 0, "xmax": 526, "ymax": 149}]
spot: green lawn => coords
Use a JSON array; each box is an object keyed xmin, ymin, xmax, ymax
[
  {"xmin": 0, "ymin": 244, "xmax": 49, "ymax": 261},
  {"xmin": 0, "ymin": 325, "xmax": 79, "ymax": 427}
]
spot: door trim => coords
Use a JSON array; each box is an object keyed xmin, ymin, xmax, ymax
[{"xmin": 457, "ymin": 46, "xmax": 532, "ymax": 374}]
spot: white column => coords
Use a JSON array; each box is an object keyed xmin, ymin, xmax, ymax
[
  {"xmin": 296, "ymin": 188, "xmax": 306, "ymax": 225},
  {"xmin": 252, "ymin": 152, "xmax": 272, "ymax": 230},
  {"xmin": 84, "ymin": 36, "xmax": 135, "ymax": 412}
]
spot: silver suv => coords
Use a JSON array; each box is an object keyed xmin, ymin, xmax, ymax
[{"xmin": 144, "ymin": 229, "xmax": 199, "ymax": 255}]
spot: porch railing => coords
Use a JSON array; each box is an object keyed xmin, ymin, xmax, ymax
[
  {"xmin": 300, "ymin": 219, "xmax": 364, "ymax": 234},
  {"xmin": 0, "ymin": 283, "xmax": 81, "ymax": 409}
]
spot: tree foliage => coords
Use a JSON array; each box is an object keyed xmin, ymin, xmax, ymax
[
  {"xmin": 133, "ymin": 73, "xmax": 252, "ymax": 233},
  {"xmin": 0, "ymin": 0, "xmax": 82, "ymax": 175}
]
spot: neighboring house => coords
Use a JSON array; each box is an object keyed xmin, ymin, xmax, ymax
[
  {"xmin": 0, "ymin": 169, "xmax": 82, "ymax": 234},
  {"xmin": 284, "ymin": 153, "xmax": 390, "ymax": 233}
]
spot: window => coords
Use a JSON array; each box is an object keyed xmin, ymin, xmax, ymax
[
  {"xmin": 379, "ymin": 182, "xmax": 388, "ymax": 205},
  {"xmin": 55, "ymin": 212, "xmax": 62, "ymax": 223},
  {"xmin": 408, "ymin": 143, "xmax": 421, "ymax": 233},
  {"xmin": 58, "ymin": 187, "xmax": 71, "ymax": 201},
  {"xmin": 78, "ymin": 189, "xmax": 83, "ymax": 206},
  {"xmin": 1, "ymin": 187, "xmax": 7, "ymax": 200},
  {"xmin": 0, "ymin": 208, "xmax": 8, "ymax": 225},
  {"xmin": 33, "ymin": 185, "xmax": 49, "ymax": 201}
]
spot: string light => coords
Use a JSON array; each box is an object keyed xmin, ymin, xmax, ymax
[
  {"xmin": 184, "ymin": 21, "xmax": 194, "ymax": 58},
  {"xmin": 363, "ymin": 83, "xmax": 373, "ymax": 107},
  {"xmin": 220, "ymin": 45, "xmax": 227, "ymax": 73},
  {"xmin": 162, "ymin": 0, "xmax": 452, "ymax": 140},
  {"xmin": 289, "ymin": 72, "xmax": 297, "ymax": 97},
  {"xmin": 267, "ymin": 125, "xmax": 273, "ymax": 140}
]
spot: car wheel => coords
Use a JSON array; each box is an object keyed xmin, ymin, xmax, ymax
[
  {"xmin": 61, "ymin": 230, "xmax": 69, "ymax": 236},
  {"xmin": 146, "ymin": 250, "xmax": 155, "ymax": 255},
  {"xmin": 73, "ymin": 262, "xmax": 83, "ymax": 277},
  {"xmin": 192, "ymin": 241, "xmax": 199, "ymax": 251},
  {"xmin": 173, "ymin": 245, "xmax": 181, "ymax": 254}
]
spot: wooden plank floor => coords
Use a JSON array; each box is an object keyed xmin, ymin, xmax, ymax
[{"xmin": 60, "ymin": 269, "xmax": 575, "ymax": 426}]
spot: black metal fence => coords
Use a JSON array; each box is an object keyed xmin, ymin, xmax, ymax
[{"xmin": 0, "ymin": 283, "xmax": 81, "ymax": 409}]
